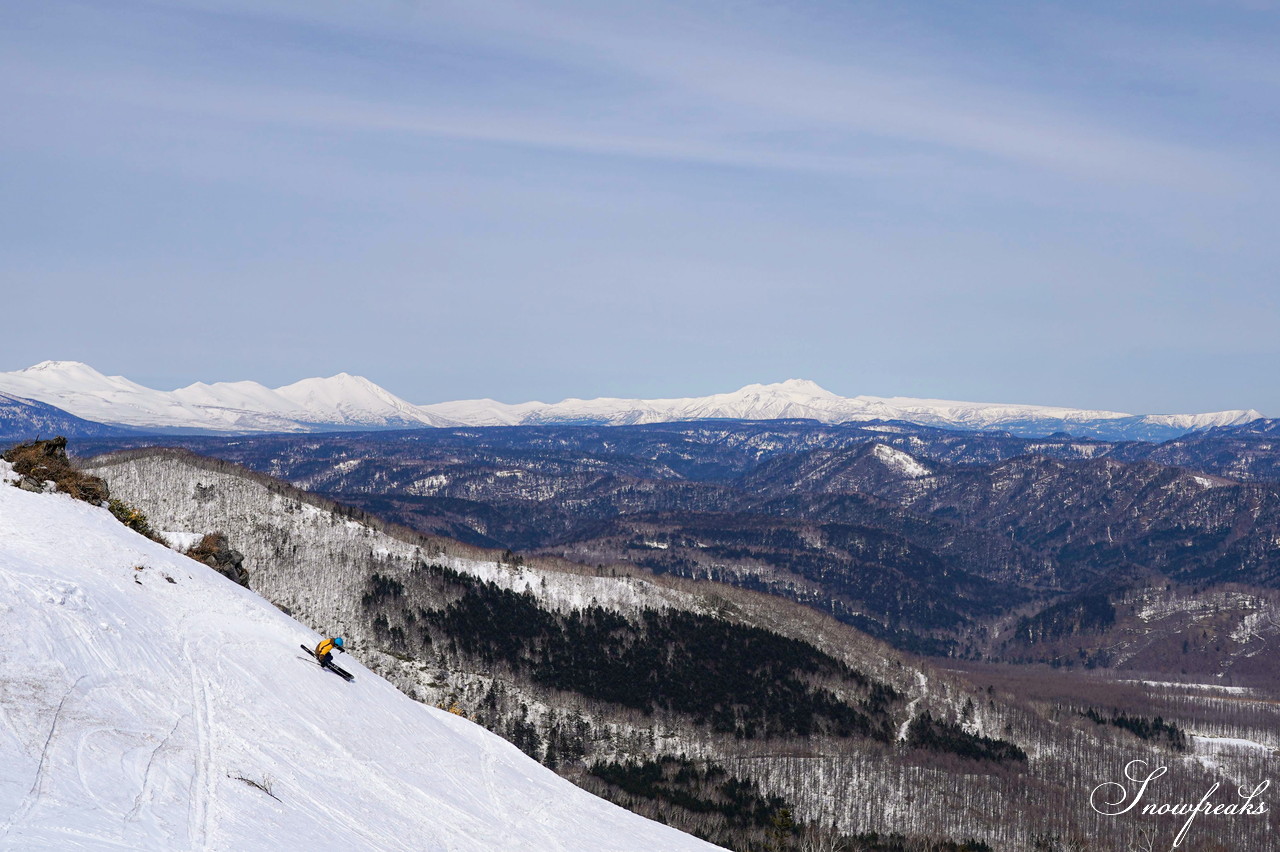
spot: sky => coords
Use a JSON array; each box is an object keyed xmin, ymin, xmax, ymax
[{"xmin": 2, "ymin": 0, "xmax": 1278, "ymax": 413}]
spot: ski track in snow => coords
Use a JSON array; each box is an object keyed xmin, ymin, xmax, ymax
[
  {"xmin": 185, "ymin": 639, "xmax": 217, "ymax": 851},
  {"xmin": 125, "ymin": 714, "xmax": 182, "ymax": 831},
  {"xmin": 1, "ymin": 674, "xmax": 87, "ymax": 841}
]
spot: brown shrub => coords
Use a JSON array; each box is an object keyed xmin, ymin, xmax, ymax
[
  {"xmin": 4, "ymin": 436, "xmax": 109, "ymax": 503},
  {"xmin": 108, "ymin": 498, "xmax": 161, "ymax": 541},
  {"xmin": 186, "ymin": 532, "xmax": 228, "ymax": 562},
  {"xmin": 184, "ymin": 533, "xmax": 250, "ymax": 587}
]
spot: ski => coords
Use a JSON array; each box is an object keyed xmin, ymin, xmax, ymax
[
  {"xmin": 299, "ymin": 643, "xmax": 355, "ymax": 681},
  {"xmin": 325, "ymin": 664, "xmax": 354, "ymax": 682}
]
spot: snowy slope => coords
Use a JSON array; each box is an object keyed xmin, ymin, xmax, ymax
[
  {"xmin": 421, "ymin": 398, "xmax": 547, "ymax": 427},
  {"xmin": 169, "ymin": 380, "xmax": 314, "ymax": 427},
  {"xmin": 0, "ymin": 467, "xmax": 721, "ymax": 851}
]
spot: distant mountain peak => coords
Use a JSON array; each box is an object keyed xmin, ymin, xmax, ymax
[
  {"xmin": 734, "ymin": 378, "xmax": 837, "ymax": 398},
  {"xmin": 22, "ymin": 360, "xmax": 108, "ymax": 377},
  {"xmin": 775, "ymin": 378, "xmax": 832, "ymax": 392}
]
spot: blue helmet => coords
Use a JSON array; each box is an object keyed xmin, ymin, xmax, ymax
[{"xmin": 334, "ymin": 637, "xmax": 345, "ymax": 648}]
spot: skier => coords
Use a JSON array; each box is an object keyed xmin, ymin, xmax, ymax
[{"xmin": 315, "ymin": 636, "xmax": 346, "ymax": 668}]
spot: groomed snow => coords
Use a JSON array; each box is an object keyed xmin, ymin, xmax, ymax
[{"xmin": 0, "ymin": 469, "xmax": 721, "ymax": 851}]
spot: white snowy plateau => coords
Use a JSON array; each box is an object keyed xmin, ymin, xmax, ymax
[
  {"xmin": 0, "ymin": 360, "xmax": 1263, "ymax": 438},
  {"xmin": 0, "ymin": 463, "xmax": 721, "ymax": 851}
]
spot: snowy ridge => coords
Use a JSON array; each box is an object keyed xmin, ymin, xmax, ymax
[
  {"xmin": 0, "ymin": 465, "xmax": 719, "ymax": 851},
  {"xmin": 0, "ymin": 361, "xmax": 1264, "ymax": 438}
]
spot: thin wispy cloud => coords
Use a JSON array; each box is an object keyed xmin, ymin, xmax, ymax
[
  {"xmin": 426, "ymin": 0, "xmax": 1241, "ymax": 186},
  {"xmin": 10, "ymin": 0, "xmax": 1248, "ymax": 190},
  {"xmin": 6, "ymin": 63, "xmax": 941, "ymax": 183}
]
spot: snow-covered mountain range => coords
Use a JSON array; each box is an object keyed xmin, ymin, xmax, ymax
[
  {"xmin": 0, "ymin": 360, "xmax": 1263, "ymax": 440},
  {"xmin": 0, "ymin": 361, "xmax": 456, "ymax": 433},
  {"xmin": 423, "ymin": 378, "xmax": 1262, "ymax": 439},
  {"xmin": 0, "ymin": 460, "xmax": 720, "ymax": 851}
]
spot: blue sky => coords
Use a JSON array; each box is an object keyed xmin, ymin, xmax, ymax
[{"xmin": 2, "ymin": 0, "xmax": 1278, "ymax": 413}]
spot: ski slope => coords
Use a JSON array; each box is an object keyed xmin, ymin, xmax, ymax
[{"xmin": 0, "ymin": 466, "xmax": 721, "ymax": 851}]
